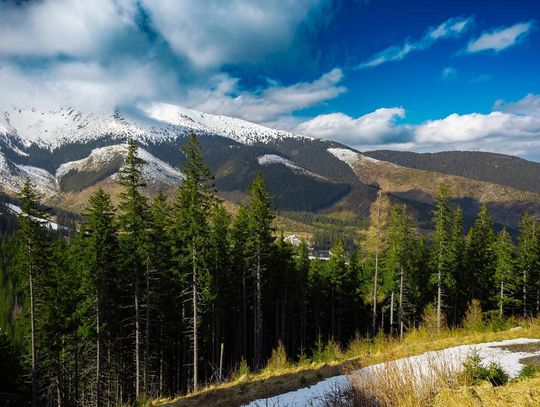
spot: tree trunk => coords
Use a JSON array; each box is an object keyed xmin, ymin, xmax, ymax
[
  {"xmin": 523, "ymin": 268, "xmax": 527, "ymax": 317},
  {"xmin": 96, "ymin": 289, "xmax": 103, "ymax": 407},
  {"xmin": 192, "ymin": 244, "xmax": 199, "ymax": 392},
  {"xmin": 389, "ymin": 291, "xmax": 394, "ymax": 336},
  {"xmin": 219, "ymin": 342, "xmax": 224, "ymax": 382},
  {"xmin": 29, "ymin": 265, "xmax": 38, "ymax": 407},
  {"xmin": 499, "ymin": 280, "xmax": 504, "ymax": 316},
  {"xmin": 254, "ymin": 247, "xmax": 263, "ymax": 369},
  {"xmin": 437, "ymin": 266, "xmax": 442, "ymax": 333},
  {"xmin": 135, "ymin": 273, "xmax": 141, "ymax": 398},
  {"xmin": 371, "ymin": 193, "xmax": 381, "ymax": 338},
  {"xmin": 399, "ymin": 267, "xmax": 404, "ymax": 341},
  {"xmin": 144, "ymin": 257, "xmax": 150, "ymax": 394}
]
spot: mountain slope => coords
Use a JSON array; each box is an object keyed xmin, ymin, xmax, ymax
[
  {"xmin": 365, "ymin": 150, "xmax": 540, "ymax": 195},
  {"xmin": 1, "ymin": 104, "xmax": 539, "ymax": 231}
]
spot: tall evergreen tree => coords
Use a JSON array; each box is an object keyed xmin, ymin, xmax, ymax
[
  {"xmin": 245, "ymin": 173, "xmax": 274, "ymax": 368},
  {"xmin": 463, "ymin": 205, "xmax": 496, "ymax": 308},
  {"xmin": 493, "ymin": 228, "xmax": 516, "ymax": 316},
  {"xmin": 80, "ymin": 189, "xmax": 118, "ymax": 407},
  {"xmin": 364, "ymin": 190, "xmax": 390, "ymax": 337},
  {"xmin": 517, "ymin": 213, "xmax": 540, "ymax": 317},
  {"xmin": 15, "ymin": 179, "xmax": 49, "ymax": 407},
  {"xmin": 430, "ymin": 183, "xmax": 458, "ymax": 332},
  {"xmin": 173, "ymin": 132, "xmax": 215, "ymax": 391},
  {"xmin": 118, "ymin": 139, "xmax": 150, "ymax": 398}
]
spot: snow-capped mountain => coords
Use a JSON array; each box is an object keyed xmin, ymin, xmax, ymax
[{"xmin": 1, "ymin": 102, "xmax": 539, "ymax": 231}]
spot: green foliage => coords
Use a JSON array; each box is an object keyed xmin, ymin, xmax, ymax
[
  {"xmin": 461, "ymin": 352, "xmax": 509, "ymax": 387},
  {"xmin": 517, "ymin": 364, "xmax": 540, "ymax": 380}
]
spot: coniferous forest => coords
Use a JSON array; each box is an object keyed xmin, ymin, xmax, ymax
[{"xmin": 2, "ymin": 133, "xmax": 540, "ymax": 406}]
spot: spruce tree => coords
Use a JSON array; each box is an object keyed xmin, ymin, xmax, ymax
[
  {"xmin": 245, "ymin": 173, "xmax": 274, "ymax": 368},
  {"xmin": 81, "ymin": 189, "xmax": 118, "ymax": 407},
  {"xmin": 517, "ymin": 213, "xmax": 540, "ymax": 317},
  {"xmin": 493, "ymin": 228, "xmax": 516, "ymax": 316},
  {"xmin": 463, "ymin": 205, "xmax": 496, "ymax": 308},
  {"xmin": 118, "ymin": 139, "xmax": 150, "ymax": 398},
  {"xmin": 430, "ymin": 183, "xmax": 456, "ymax": 332},
  {"xmin": 173, "ymin": 132, "xmax": 215, "ymax": 391},
  {"xmin": 364, "ymin": 190, "xmax": 390, "ymax": 337},
  {"xmin": 16, "ymin": 179, "xmax": 49, "ymax": 407}
]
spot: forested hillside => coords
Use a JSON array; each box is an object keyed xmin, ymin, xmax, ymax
[
  {"xmin": 365, "ymin": 150, "xmax": 540, "ymax": 194},
  {"xmin": 2, "ymin": 135, "xmax": 540, "ymax": 406}
]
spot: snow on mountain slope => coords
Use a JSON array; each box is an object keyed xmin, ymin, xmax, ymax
[
  {"xmin": 0, "ymin": 106, "xmax": 178, "ymax": 150},
  {"xmin": 328, "ymin": 147, "xmax": 392, "ymax": 168},
  {"xmin": 56, "ymin": 144, "xmax": 183, "ymax": 186},
  {"xmin": 257, "ymin": 154, "xmax": 327, "ymax": 180},
  {"xmin": 0, "ymin": 103, "xmax": 310, "ymax": 151},
  {"xmin": 132, "ymin": 102, "xmax": 311, "ymax": 145},
  {"xmin": 0, "ymin": 152, "xmax": 57, "ymax": 197}
]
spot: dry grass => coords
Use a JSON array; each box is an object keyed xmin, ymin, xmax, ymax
[
  {"xmin": 433, "ymin": 375, "xmax": 540, "ymax": 407},
  {"xmin": 152, "ymin": 318, "xmax": 540, "ymax": 407}
]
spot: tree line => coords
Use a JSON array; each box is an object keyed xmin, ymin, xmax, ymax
[{"xmin": 1, "ymin": 133, "xmax": 540, "ymax": 406}]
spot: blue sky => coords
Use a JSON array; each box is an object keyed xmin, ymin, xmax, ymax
[{"xmin": 1, "ymin": 0, "xmax": 540, "ymax": 159}]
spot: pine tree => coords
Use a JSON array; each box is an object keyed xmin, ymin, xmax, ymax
[
  {"xmin": 384, "ymin": 204, "xmax": 415, "ymax": 338},
  {"xmin": 15, "ymin": 179, "xmax": 49, "ymax": 407},
  {"xmin": 364, "ymin": 190, "xmax": 390, "ymax": 337},
  {"xmin": 81, "ymin": 189, "xmax": 118, "ymax": 407},
  {"xmin": 430, "ymin": 183, "xmax": 457, "ymax": 333},
  {"xmin": 463, "ymin": 205, "xmax": 496, "ymax": 308},
  {"xmin": 517, "ymin": 213, "xmax": 540, "ymax": 317},
  {"xmin": 118, "ymin": 139, "xmax": 150, "ymax": 398},
  {"xmin": 245, "ymin": 173, "xmax": 274, "ymax": 368},
  {"xmin": 173, "ymin": 132, "xmax": 215, "ymax": 391},
  {"xmin": 493, "ymin": 228, "xmax": 516, "ymax": 316}
]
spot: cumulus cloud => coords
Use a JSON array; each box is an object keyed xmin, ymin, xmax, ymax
[
  {"xmin": 295, "ymin": 108, "xmax": 408, "ymax": 144},
  {"xmin": 0, "ymin": 0, "xmax": 334, "ymax": 114},
  {"xmin": 466, "ymin": 21, "xmax": 535, "ymax": 53},
  {"xmin": 0, "ymin": 0, "xmax": 138, "ymax": 58},
  {"xmin": 358, "ymin": 16, "xmax": 473, "ymax": 69},
  {"xmin": 184, "ymin": 68, "xmax": 346, "ymax": 125},
  {"xmin": 295, "ymin": 94, "xmax": 540, "ymax": 160},
  {"xmin": 140, "ymin": 0, "xmax": 327, "ymax": 69}
]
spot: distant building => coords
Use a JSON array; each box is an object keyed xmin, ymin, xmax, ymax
[{"xmin": 284, "ymin": 234, "xmax": 303, "ymax": 246}]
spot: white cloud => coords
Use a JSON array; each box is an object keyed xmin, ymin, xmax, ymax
[
  {"xmin": 295, "ymin": 94, "xmax": 540, "ymax": 160},
  {"xmin": 140, "ymin": 0, "xmax": 326, "ymax": 69},
  {"xmin": 295, "ymin": 107, "xmax": 407, "ymax": 143},
  {"xmin": 495, "ymin": 93, "xmax": 540, "ymax": 115},
  {"xmin": 0, "ymin": 61, "xmax": 182, "ymax": 111},
  {"xmin": 358, "ymin": 16, "xmax": 473, "ymax": 69},
  {"xmin": 0, "ymin": 0, "xmax": 138, "ymax": 58},
  {"xmin": 185, "ymin": 68, "xmax": 346, "ymax": 125},
  {"xmin": 466, "ymin": 21, "xmax": 535, "ymax": 53}
]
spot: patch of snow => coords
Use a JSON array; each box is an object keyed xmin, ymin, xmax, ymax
[
  {"xmin": 0, "ymin": 152, "xmax": 57, "ymax": 197},
  {"xmin": 3, "ymin": 203, "xmax": 64, "ymax": 231},
  {"xmin": 244, "ymin": 337, "xmax": 540, "ymax": 407},
  {"xmin": 257, "ymin": 154, "xmax": 326, "ymax": 180},
  {"xmin": 56, "ymin": 144, "xmax": 183, "ymax": 186},
  {"xmin": 327, "ymin": 148, "xmax": 360, "ymax": 166}
]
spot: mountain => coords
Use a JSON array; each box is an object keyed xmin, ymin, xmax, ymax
[
  {"xmin": 1, "ymin": 104, "xmax": 539, "ymax": 233},
  {"xmin": 365, "ymin": 150, "xmax": 540, "ymax": 195}
]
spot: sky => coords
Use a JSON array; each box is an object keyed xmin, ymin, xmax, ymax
[{"xmin": 1, "ymin": 0, "xmax": 540, "ymax": 160}]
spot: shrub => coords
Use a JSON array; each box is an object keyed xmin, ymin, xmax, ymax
[
  {"xmin": 517, "ymin": 364, "xmax": 540, "ymax": 380},
  {"xmin": 421, "ymin": 303, "xmax": 447, "ymax": 334},
  {"xmin": 264, "ymin": 341, "xmax": 288, "ymax": 372},
  {"xmin": 233, "ymin": 357, "xmax": 250, "ymax": 381},
  {"xmin": 463, "ymin": 299, "xmax": 484, "ymax": 332},
  {"xmin": 460, "ymin": 352, "xmax": 508, "ymax": 387}
]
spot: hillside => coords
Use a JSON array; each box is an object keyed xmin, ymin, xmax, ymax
[
  {"xmin": 365, "ymin": 150, "xmax": 540, "ymax": 195},
  {"xmin": 1, "ymin": 104, "xmax": 540, "ymax": 232}
]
